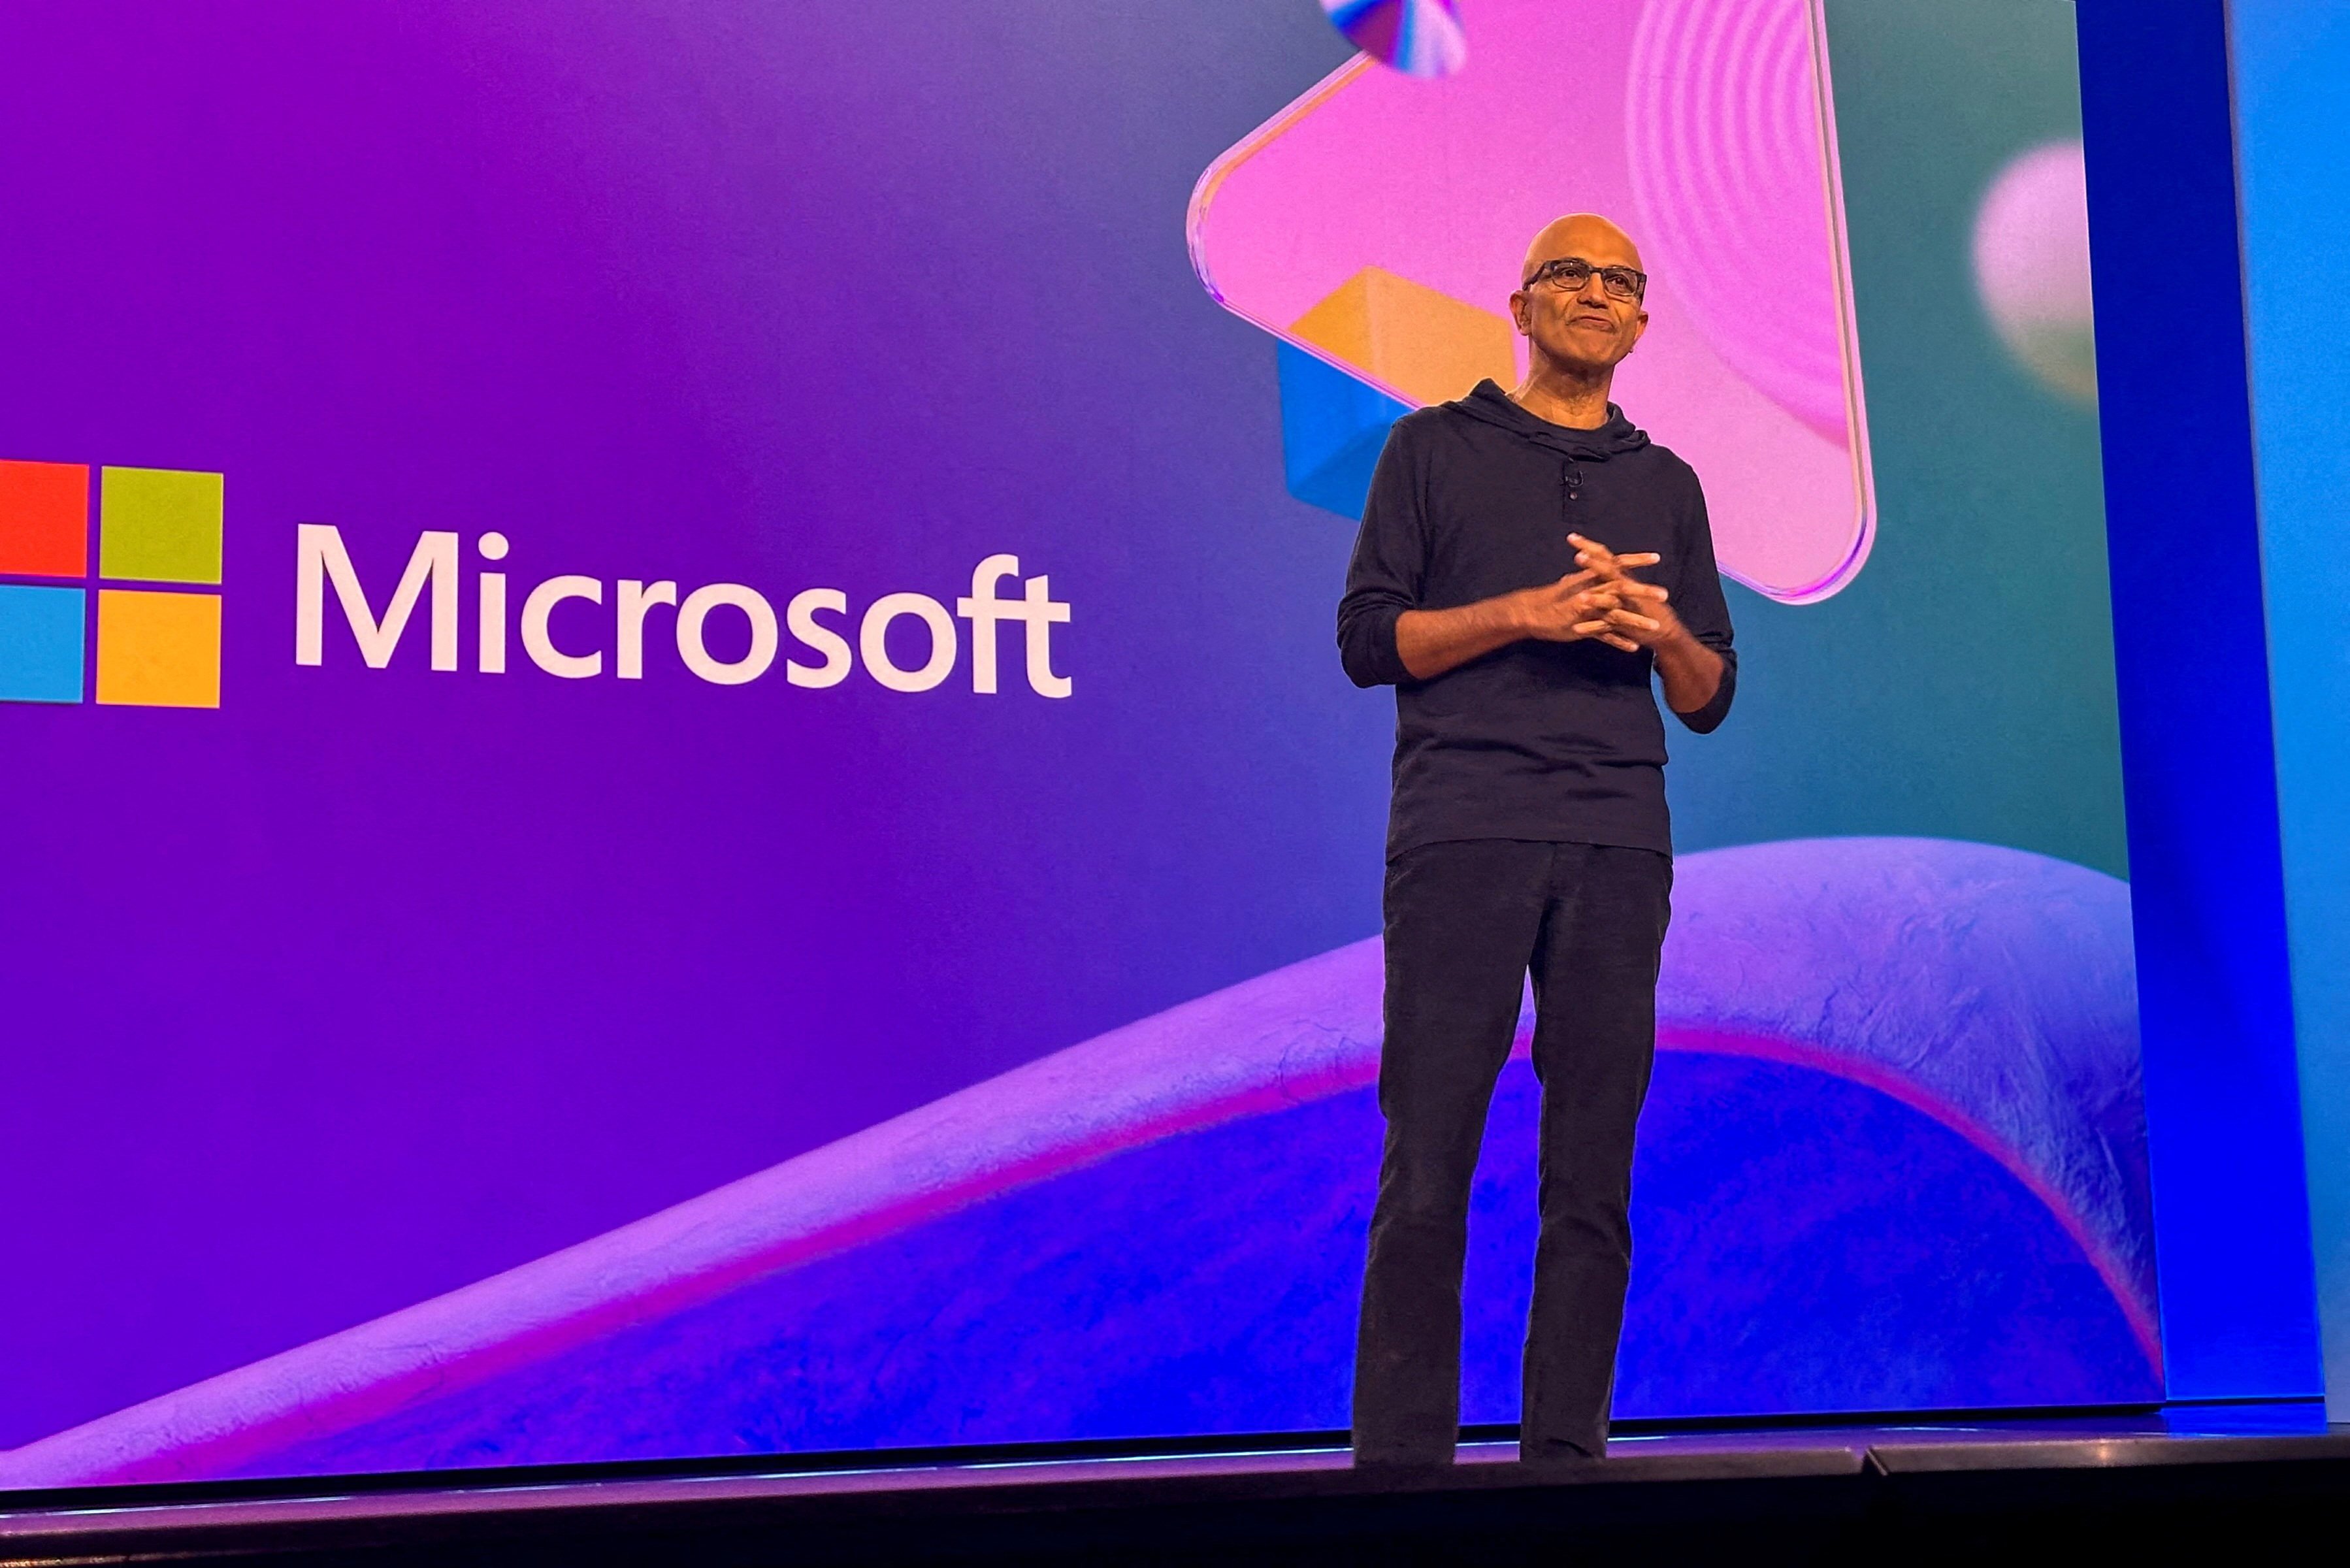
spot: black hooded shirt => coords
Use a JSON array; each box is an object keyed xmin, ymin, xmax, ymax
[{"xmin": 1337, "ymin": 379, "xmax": 1737, "ymax": 860}]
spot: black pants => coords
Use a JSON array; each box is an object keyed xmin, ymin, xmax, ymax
[{"xmin": 1352, "ymin": 838, "xmax": 1671, "ymax": 1465}]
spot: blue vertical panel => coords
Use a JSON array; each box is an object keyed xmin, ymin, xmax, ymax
[
  {"xmin": 2231, "ymin": 0, "xmax": 2350, "ymax": 1420},
  {"xmin": 2074, "ymin": 0, "xmax": 2321, "ymax": 1399}
]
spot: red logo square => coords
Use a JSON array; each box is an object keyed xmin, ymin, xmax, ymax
[{"xmin": 0, "ymin": 460, "xmax": 91, "ymax": 579}]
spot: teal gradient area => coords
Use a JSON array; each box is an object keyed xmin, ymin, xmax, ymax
[
  {"xmin": 0, "ymin": 585, "xmax": 87, "ymax": 704},
  {"xmin": 1668, "ymin": 1, "xmax": 2125, "ymax": 876},
  {"xmin": 2232, "ymin": 0, "xmax": 2350, "ymax": 1420}
]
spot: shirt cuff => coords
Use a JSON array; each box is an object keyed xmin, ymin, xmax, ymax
[
  {"xmin": 1673, "ymin": 650, "xmax": 1737, "ymax": 733},
  {"xmin": 1364, "ymin": 606, "xmax": 1413, "ymax": 687}
]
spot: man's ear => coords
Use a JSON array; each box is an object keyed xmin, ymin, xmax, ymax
[{"xmin": 1510, "ymin": 291, "xmax": 1531, "ymax": 335}]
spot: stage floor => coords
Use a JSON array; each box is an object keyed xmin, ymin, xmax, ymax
[{"xmin": 3, "ymin": 1405, "xmax": 2344, "ymax": 1564}]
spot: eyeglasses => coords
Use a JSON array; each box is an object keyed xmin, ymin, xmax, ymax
[{"xmin": 1521, "ymin": 257, "xmax": 1648, "ymax": 301}]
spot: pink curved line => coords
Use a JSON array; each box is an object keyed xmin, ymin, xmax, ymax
[
  {"xmin": 0, "ymin": 998, "xmax": 2150, "ymax": 1489},
  {"xmin": 0, "ymin": 943, "xmax": 1396, "ymax": 1488},
  {"xmin": 1183, "ymin": 56, "xmax": 1372, "ymax": 311},
  {"xmin": 1656, "ymin": 1024, "xmax": 2164, "ymax": 1375},
  {"xmin": 1787, "ymin": 0, "xmax": 1876, "ymax": 603},
  {"xmin": 0, "ymin": 1068, "xmax": 1365, "ymax": 1488}
]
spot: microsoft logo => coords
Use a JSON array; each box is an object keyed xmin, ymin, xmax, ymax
[{"xmin": 0, "ymin": 460, "xmax": 224, "ymax": 708}]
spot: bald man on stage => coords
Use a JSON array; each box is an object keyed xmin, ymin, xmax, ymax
[{"xmin": 1337, "ymin": 214, "xmax": 1738, "ymax": 1469}]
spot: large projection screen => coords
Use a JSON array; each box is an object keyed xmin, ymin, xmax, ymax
[{"xmin": 0, "ymin": 0, "xmax": 2140, "ymax": 1486}]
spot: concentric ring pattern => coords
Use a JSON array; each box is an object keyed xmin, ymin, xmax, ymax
[{"xmin": 1626, "ymin": 0, "xmax": 1850, "ymax": 442}]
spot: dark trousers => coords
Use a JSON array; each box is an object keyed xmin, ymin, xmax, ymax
[{"xmin": 1352, "ymin": 838, "xmax": 1671, "ymax": 1465}]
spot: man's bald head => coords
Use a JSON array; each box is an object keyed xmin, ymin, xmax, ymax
[
  {"xmin": 1521, "ymin": 214, "xmax": 1643, "ymax": 285},
  {"xmin": 1508, "ymin": 213, "xmax": 1650, "ymax": 402}
]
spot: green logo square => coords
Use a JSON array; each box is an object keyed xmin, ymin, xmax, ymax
[{"xmin": 99, "ymin": 466, "xmax": 224, "ymax": 585}]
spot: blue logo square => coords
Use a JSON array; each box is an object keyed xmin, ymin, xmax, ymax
[{"xmin": 0, "ymin": 583, "xmax": 88, "ymax": 703}]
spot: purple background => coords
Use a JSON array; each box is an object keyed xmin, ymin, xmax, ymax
[{"xmin": 0, "ymin": 0, "xmax": 1379, "ymax": 1448}]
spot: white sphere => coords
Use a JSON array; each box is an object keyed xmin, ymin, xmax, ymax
[{"xmin": 1972, "ymin": 141, "xmax": 2098, "ymax": 405}]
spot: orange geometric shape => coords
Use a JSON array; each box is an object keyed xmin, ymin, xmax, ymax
[
  {"xmin": 95, "ymin": 588, "xmax": 221, "ymax": 708},
  {"xmin": 1289, "ymin": 267, "xmax": 1517, "ymax": 408},
  {"xmin": 0, "ymin": 459, "xmax": 91, "ymax": 579}
]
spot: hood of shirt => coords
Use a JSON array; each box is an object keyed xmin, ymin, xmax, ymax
[{"xmin": 1450, "ymin": 378, "xmax": 1652, "ymax": 462}]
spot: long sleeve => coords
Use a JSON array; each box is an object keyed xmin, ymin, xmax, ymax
[
  {"xmin": 1669, "ymin": 474, "xmax": 1738, "ymax": 734},
  {"xmin": 1335, "ymin": 424, "xmax": 1426, "ymax": 689}
]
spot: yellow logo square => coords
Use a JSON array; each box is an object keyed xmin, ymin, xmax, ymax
[{"xmin": 95, "ymin": 588, "xmax": 222, "ymax": 708}]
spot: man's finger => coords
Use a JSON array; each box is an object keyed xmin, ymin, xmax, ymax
[
  {"xmin": 1618, "ymin": 580, "xmax": 1669, "ymax": 600},
  {"xmin": 1601, "ymin": 633, "xmax": 1639, "ymax": 651},
  {"xmin": 1607, "ymin": 610, "xmax": 1662, "ymax": 632},
  {"xmin": 1572, "ymin": 620, "xmax": 1611, "ymax": 636},
  {"xmin": 1573, "ymin": 545, "xmax": 1663, "ymax": 580}
]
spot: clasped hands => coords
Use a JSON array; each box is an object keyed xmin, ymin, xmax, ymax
[{"xmin": 1515, "ymin": 532, "xmax": 1680, "ymax": 653}]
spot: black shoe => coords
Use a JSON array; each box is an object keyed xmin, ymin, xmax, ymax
[
  {"xmin": 1350, "ymin": 1454, "xmax": 1456, "ymax": 1484},
  {"xmin": 1517, "ymin": 1443, "xmax": 1605, "ymax": 1473}
]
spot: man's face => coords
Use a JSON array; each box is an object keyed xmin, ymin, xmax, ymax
[{"xmin": 1510, "ymin": 220, "xmax": 1650, "ymax": 376}]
